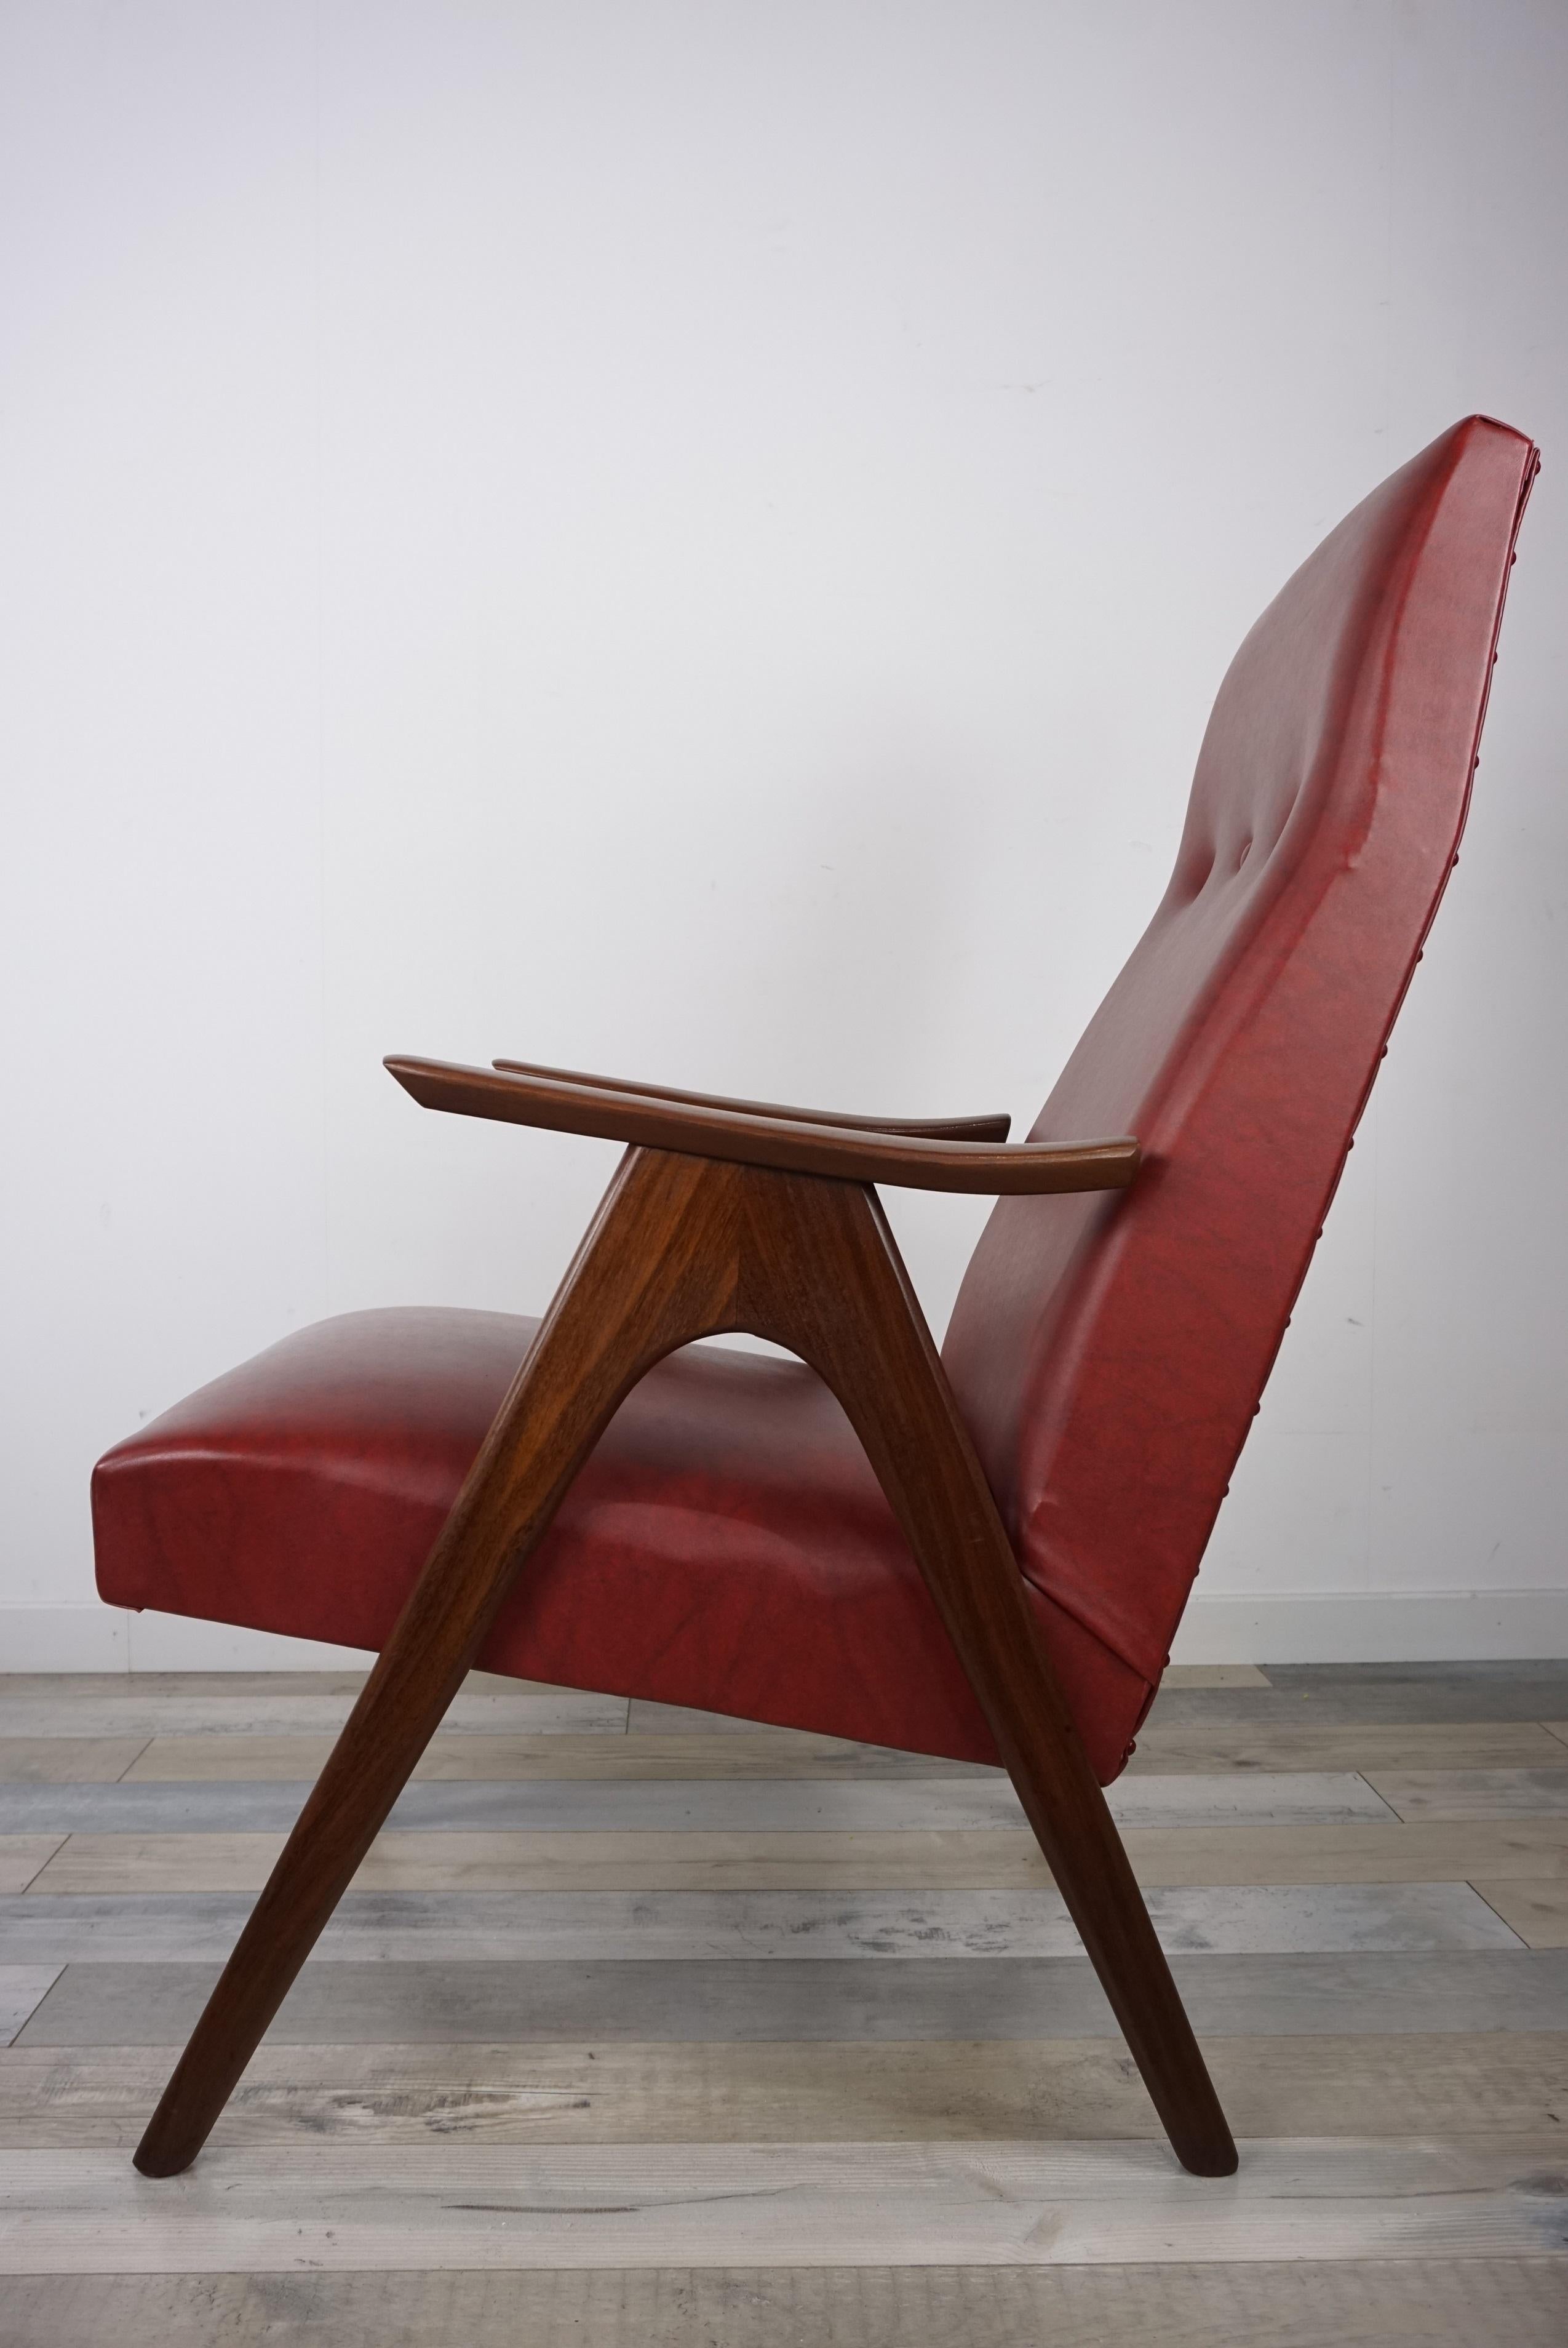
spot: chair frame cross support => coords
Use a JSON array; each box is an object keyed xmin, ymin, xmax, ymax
[{"xmin": 132, "ymin": 1126, "xmax": 1238, "ymax": 2181}]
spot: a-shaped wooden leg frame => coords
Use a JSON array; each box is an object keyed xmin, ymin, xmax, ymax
[{"xmin": 133, "ymin": 1147, "xmax": 1237, "ymax": 2179}]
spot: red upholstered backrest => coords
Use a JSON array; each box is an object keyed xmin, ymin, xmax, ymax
[{"xmin": 943, "ymin": 417, "xmax": 1537, "ymax": 1712}]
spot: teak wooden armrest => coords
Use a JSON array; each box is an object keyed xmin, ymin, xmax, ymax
[
  {"xmin": 491, "ymin": 1055, "xmax": 1013, "ymax": 1143},
  {"xmin": 386, "ymin": 1055, "xmax": 1139, "ymax": 1196}
]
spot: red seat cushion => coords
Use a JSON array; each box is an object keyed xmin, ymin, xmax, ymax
[{"xmin": 92, "ymin": 1306, "xmax": 1154, "ymax": 1782}]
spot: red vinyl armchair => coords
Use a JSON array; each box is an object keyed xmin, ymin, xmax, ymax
[{"xmin": 94, "ymin": 416, "xmax": 1538, "ymax": 2182}]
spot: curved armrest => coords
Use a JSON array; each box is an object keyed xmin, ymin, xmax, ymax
[
  {"xmin": 386, "ymin": 1055, "xmax": 1139, "ymax": 1197},
  {"xmin": 491, "ymin": 1056, "xmax": 1011, "ymax": 1143}
]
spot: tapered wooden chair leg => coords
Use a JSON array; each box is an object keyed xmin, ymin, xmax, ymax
[
  {"xmin": 729, "ymin": 1167, "xmax": 1238, "ymax": 2177},
  {"xmin": 133, "ymin": 1147, "xmax": 744, "ymax": 2177}
]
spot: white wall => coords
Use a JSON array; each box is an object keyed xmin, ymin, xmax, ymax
[{"xmin": 2, "ymin": 1, "xmax": 1566, "ymax": 1669}]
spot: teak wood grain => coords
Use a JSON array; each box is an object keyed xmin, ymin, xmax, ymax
[
  {"xmin": 130, "ymin": 1144, "xmax": 1235, "ymax": 2181},
  {"xmin": 385, "ymin": 1057, "xmax": 1139, "ymax": 1194},
  {"xmin": 489, "ymin": 1056, "xmax": 1013, "ymax": 1143}
]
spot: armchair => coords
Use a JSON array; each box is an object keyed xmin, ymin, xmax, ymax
[{"xmin": 93, "ymin": 414, "xmax": 1538, "ymax": 2184}]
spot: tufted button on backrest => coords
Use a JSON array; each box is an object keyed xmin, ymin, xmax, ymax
[{"xmin": 942, "ymin": 418, "xmax": 1538, "ymax": 1760}]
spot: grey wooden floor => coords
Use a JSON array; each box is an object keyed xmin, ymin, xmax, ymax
[{"xmin": 2, "ymin": 1660, "xmax": 1566, "ymax": 2343}]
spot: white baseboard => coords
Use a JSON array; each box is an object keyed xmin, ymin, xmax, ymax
[
  {"xmin": 0, "ymin": 1607, "xmax": 375, "ymax": 1673},
  {"xmin": 0, "ymin": 1607, "xmax": 129, "ymax": 1671},
  {"xmin": 2, "ymin": 1589, "xmax": 1565, "ymax": 1675},
  {"xmin": 1170, "ymin": 1587, "xmax": 1568, "ymax": 1664}
]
